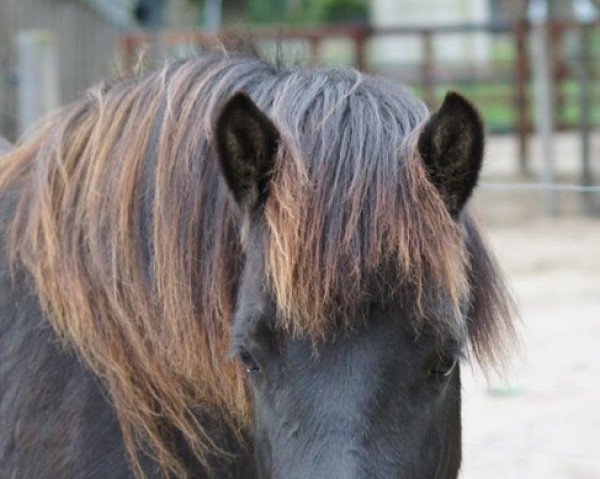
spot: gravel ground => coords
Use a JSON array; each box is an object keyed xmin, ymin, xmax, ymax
[
  {"xmin": 461, "ymin": 217, "xmax": 600, "ymax": 479},
  {"xmin": 460, "ymin": 133, "xmax": 600, "ymax": 479}
]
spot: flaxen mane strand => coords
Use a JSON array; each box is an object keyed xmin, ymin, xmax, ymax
[{"xmin": 0, "ymin": 47, "xmax": 514, "ymax": 477}]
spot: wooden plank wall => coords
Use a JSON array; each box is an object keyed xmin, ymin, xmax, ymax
[{"xmin": 0, "ymin": 0, "xmax": 120, "ymax": 139}]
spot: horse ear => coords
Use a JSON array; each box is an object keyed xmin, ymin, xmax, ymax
[
  {"xmin": 216, "ymin": 92, "xmax": 280, "ymax": 209},
  {"xmin": 418, "ymin": 92, "xmax": 484, "ymax": 216}
]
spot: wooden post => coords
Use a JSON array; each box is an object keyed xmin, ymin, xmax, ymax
[
  {"xmin": 514, "ymin": 19, "xmax": 530, "ymax": 175},
  {"xmin": 578, "ymin": 23, "xmax": 594, "ymax": 214},
  {"xmin": 17, "ymin": 30, "xmax": 59, "ymax": 135},
  {"xmin": 119, "ymin": 35, "xmax": 138, "ymax": 76},
  {"xmin": 308, "ymin": 36, "xmax": 320, "ymax": 66},
  {"xmin": 203, "ymin": 0, "xmax": 222, "ymax": 32},
  {"xmin": 573, "ymin": 0, "xmax": 598, "ymax": 215},
  {"xmin": 548, "ymin": 22, "xmax": 566, "ymax": 129},
  {"xmin": 529, "ymin": 1, "xmax": 557, "ymax": 215},
  {"xmin": 354, "ymin": 29, "xmax": 367, "ymax": 72},
  {"xmin": 421, "ymin": 30, "xmax": 435, "ymax": 108},
  {"xmin": 0, "ymin": 59, "xmax": 7, "ymax": 138}
]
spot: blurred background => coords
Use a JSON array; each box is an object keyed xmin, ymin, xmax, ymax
[{"xmin": 0, "ymin": 0, "xmax": 598, "ymax": 477}]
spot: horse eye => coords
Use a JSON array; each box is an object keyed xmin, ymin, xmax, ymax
[
  {"xmin": 239, "ymin": 349, "xmax": 261, "ymax": 374},
  {"xmin": 430, "ymin": 355, "xmax": 458, "ymax": 379}
]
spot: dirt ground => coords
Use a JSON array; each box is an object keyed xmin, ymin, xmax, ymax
[{"xmin": 459, "ymin": 133, "xmax": 600, "ymax": 478}]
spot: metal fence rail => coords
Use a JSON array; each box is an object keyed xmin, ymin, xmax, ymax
[{"xmin": 480, "ymin": 182, "xmax": 600, "ymax": 192}]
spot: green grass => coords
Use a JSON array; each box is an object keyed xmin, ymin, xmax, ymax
[{"xmin": 410, "ymin": 78, "xmax": 600, "ymax": 133}]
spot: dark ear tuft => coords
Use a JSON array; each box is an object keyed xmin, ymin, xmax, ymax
[
  {"xmin": 418, "ymin": 92, "xmax": 484, "ymax": 216},
  {"xmin": 215, "ymin": 92, "xmax": 280, "ymax": 209}
]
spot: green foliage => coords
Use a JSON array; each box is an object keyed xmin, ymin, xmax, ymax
[
  {"xmin": 316, "ymin": 0, "xmax": 369, "ymax": 23},
  {"xmin": 248, "ymin": 0, "xmax": 369, "ymax": 25},
  {"xmin": 247, "ymin": 0, "xmax": 288, "ymax": 24}
]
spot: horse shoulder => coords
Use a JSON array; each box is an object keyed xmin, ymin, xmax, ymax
[{"xmin": 0, "ymin": 195, "xmax": 137, "ymax": 478}]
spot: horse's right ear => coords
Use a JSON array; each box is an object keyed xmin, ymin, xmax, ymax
[
  {"xmin": 417, "ymin": 92, "xmax": 484, "ymax": 217},
  {"xmin": 215, "ymin": 92, "xmax": 280, "ymax": 210}
]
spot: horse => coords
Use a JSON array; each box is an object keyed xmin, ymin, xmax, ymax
[{"xmin": 0, "ymin": 46, "xmax": 515, "ymax": 479}]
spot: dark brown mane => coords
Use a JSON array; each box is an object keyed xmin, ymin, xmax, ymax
[{"xmin": 0, "ymin": 46, "xmax": 514, "ymax": 477}]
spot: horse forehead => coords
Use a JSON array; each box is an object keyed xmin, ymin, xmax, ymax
[{"xmin": 233, "ymin": 247, "xmax": 271, "ymax": 337}]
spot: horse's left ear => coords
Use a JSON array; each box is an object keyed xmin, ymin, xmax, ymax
[
  {"xmin": 418, "ymin": 92, "xmax": 484, "ymax": 216},
  {"xmin": 215, "ymin": 92, "xmax": 280, "ymax": 210}
]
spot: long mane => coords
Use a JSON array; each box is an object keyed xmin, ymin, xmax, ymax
[{"xmin": 0, "ymin": 47, "xmax": 514, "ymax": 477}]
